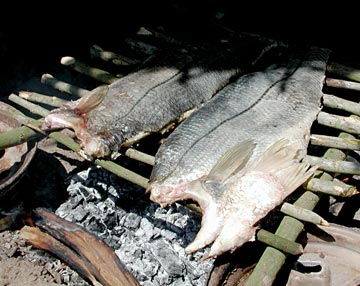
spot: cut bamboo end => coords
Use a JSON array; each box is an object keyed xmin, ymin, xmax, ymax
[
  {"xmin": 125, "ymin": 148, "xmax": 155, "ymax": 166},
  {"xmin": 61, "ymin": 56, "xmax": 76, "ymax": 65},
  {"xmin": 60, "ymin": 56, "xmax": 119, "ymax": 84},
  {"xmin": 41, "ymin": 74, "xmax": 90, "ymax": 98},
  {"xmin": 280, "ymin": 202, "xmax": 329, "ymax": 225},
  {"xmin": 305, "ymin": 177, "xmax": 359, "ymax": 197}
]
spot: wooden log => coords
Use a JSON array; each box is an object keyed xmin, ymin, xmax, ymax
[{"xmin": 21, "ymin": 208, "xmax": 141, "ymax": 286}]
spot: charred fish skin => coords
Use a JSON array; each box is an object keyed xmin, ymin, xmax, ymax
[
  {"xmin": 41, "ymin": 33, "xmax": 283, "ymax": 158},
  {"xmin": 148, "ymin": 46, "xmax": 331, "ymax": 258}
]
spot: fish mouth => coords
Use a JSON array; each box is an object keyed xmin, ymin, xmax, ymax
[{"xmin": 147, "ymin": 181, "xmax": 189, "ymax": 208}]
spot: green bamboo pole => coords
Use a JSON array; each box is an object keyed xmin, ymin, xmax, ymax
[
  {"xmin": 327, "ymin": 62, "xmax": 360, "ymax": 83},
  {"xmin": 41, "ymin": 73, "xmax": 90, "ymax": 97}
]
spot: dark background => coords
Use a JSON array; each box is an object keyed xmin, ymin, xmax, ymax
[{"xmin": 1, "ymin": 2, "xmax": 359, "ymax": 98}]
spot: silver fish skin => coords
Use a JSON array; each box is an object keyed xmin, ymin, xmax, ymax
[
  {"xmin": 148, "ymin": 46, "xmax": 330, "ymax": 258},
  {"xmin": 41, "ymin": 34, "xmax": 278, "ymax": 158}
]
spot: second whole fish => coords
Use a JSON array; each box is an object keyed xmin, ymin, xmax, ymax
[
  {"xmin": 40, "ymin": 32, "xmax": 279, "ymax": 158},
  {"xmin": 148, "ymin": 45, "xmax": 331, "ymax": 258}
]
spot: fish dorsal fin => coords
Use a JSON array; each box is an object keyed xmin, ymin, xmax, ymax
[
  {"xmin": 76, "ymin": 85, "xmax": 109, "ymax": 113},
  {"xmin": 207, "ymin": 140, "xmax": 256, "ymax": 182}
]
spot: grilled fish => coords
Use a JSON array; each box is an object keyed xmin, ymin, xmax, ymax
[
  {"xmin": 148, "ymin": 46, "xmax": 331, "ymax": 258},
  {"xmin": 41, "ymin": 33, "xmax": 278, "ymax": 158}
]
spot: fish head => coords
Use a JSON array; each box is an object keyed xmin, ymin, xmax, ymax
[
  {"xmin": 41, "ymin": 110, "xmax": 85, "ymax": 131},
  {"xmin": 147, "ymin": 180, "xmax": 189, "ymax": 208}
]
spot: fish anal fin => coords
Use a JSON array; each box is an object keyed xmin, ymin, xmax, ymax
[
  {"xmin": 251, "ymin": 138, "xmax": 317, "ymax": 196},
  {"xmin": 207, "ymin": 140, "xmax": 256, "ymax": 182}
]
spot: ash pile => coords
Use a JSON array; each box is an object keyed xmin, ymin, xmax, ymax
[{"xmin": 56, "ymin": 163, "xmax": 214, "ymax": 286}]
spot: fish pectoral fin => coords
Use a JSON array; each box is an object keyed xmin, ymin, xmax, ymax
[
  {"xmin": 207, "ymin": 139, "xmax": 256, "ymax": 182},
  {"xmin": 74, "ymin": 85, "xmax": 108, "ymax": 114}
]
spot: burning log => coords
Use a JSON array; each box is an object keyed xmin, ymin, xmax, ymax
[{"xmin": 20, "ymin": 207, "xmax": 141, "ymax": 286}]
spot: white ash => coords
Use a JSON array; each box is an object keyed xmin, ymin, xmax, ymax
[{"xmin": 56, "ymin": 165, "xmax": 214, "ymax": 286}]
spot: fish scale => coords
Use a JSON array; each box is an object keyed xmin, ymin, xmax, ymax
[
  {"xmin": 149, "ymin": 45, "xmax": 331, "ymax": 257},
  {"xmin": 150, "ymin": 47, "xmax": 329, "ymax": 186}
]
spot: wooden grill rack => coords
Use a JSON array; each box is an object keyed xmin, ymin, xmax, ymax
[{"xmin": 1, "ymin": 28, "xmax": 360, "ymax": 285}]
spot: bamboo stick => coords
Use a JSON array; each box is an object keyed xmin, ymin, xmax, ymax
[
  {"xmin": 0, "ymin": 98, "xmax": 150, "ymax": 188},
  {"xmin": 95, "ymin": 159, "xmax": 149, "ymax": 189},
  {"xmin": 304, "ymin": 155, "xmax": 360, "ymax": 175},
  {"xmin": 310, "ymin": 133, "xmax": 360, "ymax": 150},
  {"xmin": 305, "ymin": 177, "xmax": 358, "ymax": 197},
  {"xmin": 124, "ymin": 38, "xmax": 158, "ymax": 55},
  {"xmin": 317, "ymin": 112, "xmax": 360, "ymax": 134},
  {"xmin": 41, "ymin": 74, "xmax": 90, "ymax": 97},
  {"xmin": 90, "ymin": 45, "xmax": 140, "ymax": 66},
  {"xmin": 256, "ymin": 229, "xmax": 303, "ymax": 256},
  {"xmin": 8, "ymin": 93, "xmax": 50, "ymax": 118},
  {"xmin": 0, "ymin": 124, "xmax": 41, "ymax": 149},
  {"xmin": 19, "ymin": 91, "xmax": 68, "ymax": 107},
  {"xmin": 125, "ymin": 148, "xmax": 155, "ymax": 166},
  {"xmin": 280, "ymin": 203, "xmax": 328, "ymax": 225},
  {"xmin": 327, "ymin": 62, "xmax": 360, "ymax": 83},
  {"xmin": 326, "ymin": 78, "xmax": 360, "ymax": 92},
  {"xmin": 61, "ymin": 56, "xmax": 119, "ymax": 84},
  {"xmin": 323, "ymin": 94, "xmax": 360, "ymax": 116}
]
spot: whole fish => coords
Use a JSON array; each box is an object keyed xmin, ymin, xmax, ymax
[
  {"xmin": 41, "ymin": 33, "xmax": 278, "ymax": 158},
  {"xmin": 148, "ymin": 46, "xmax": 331, "ymax": 258}
]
